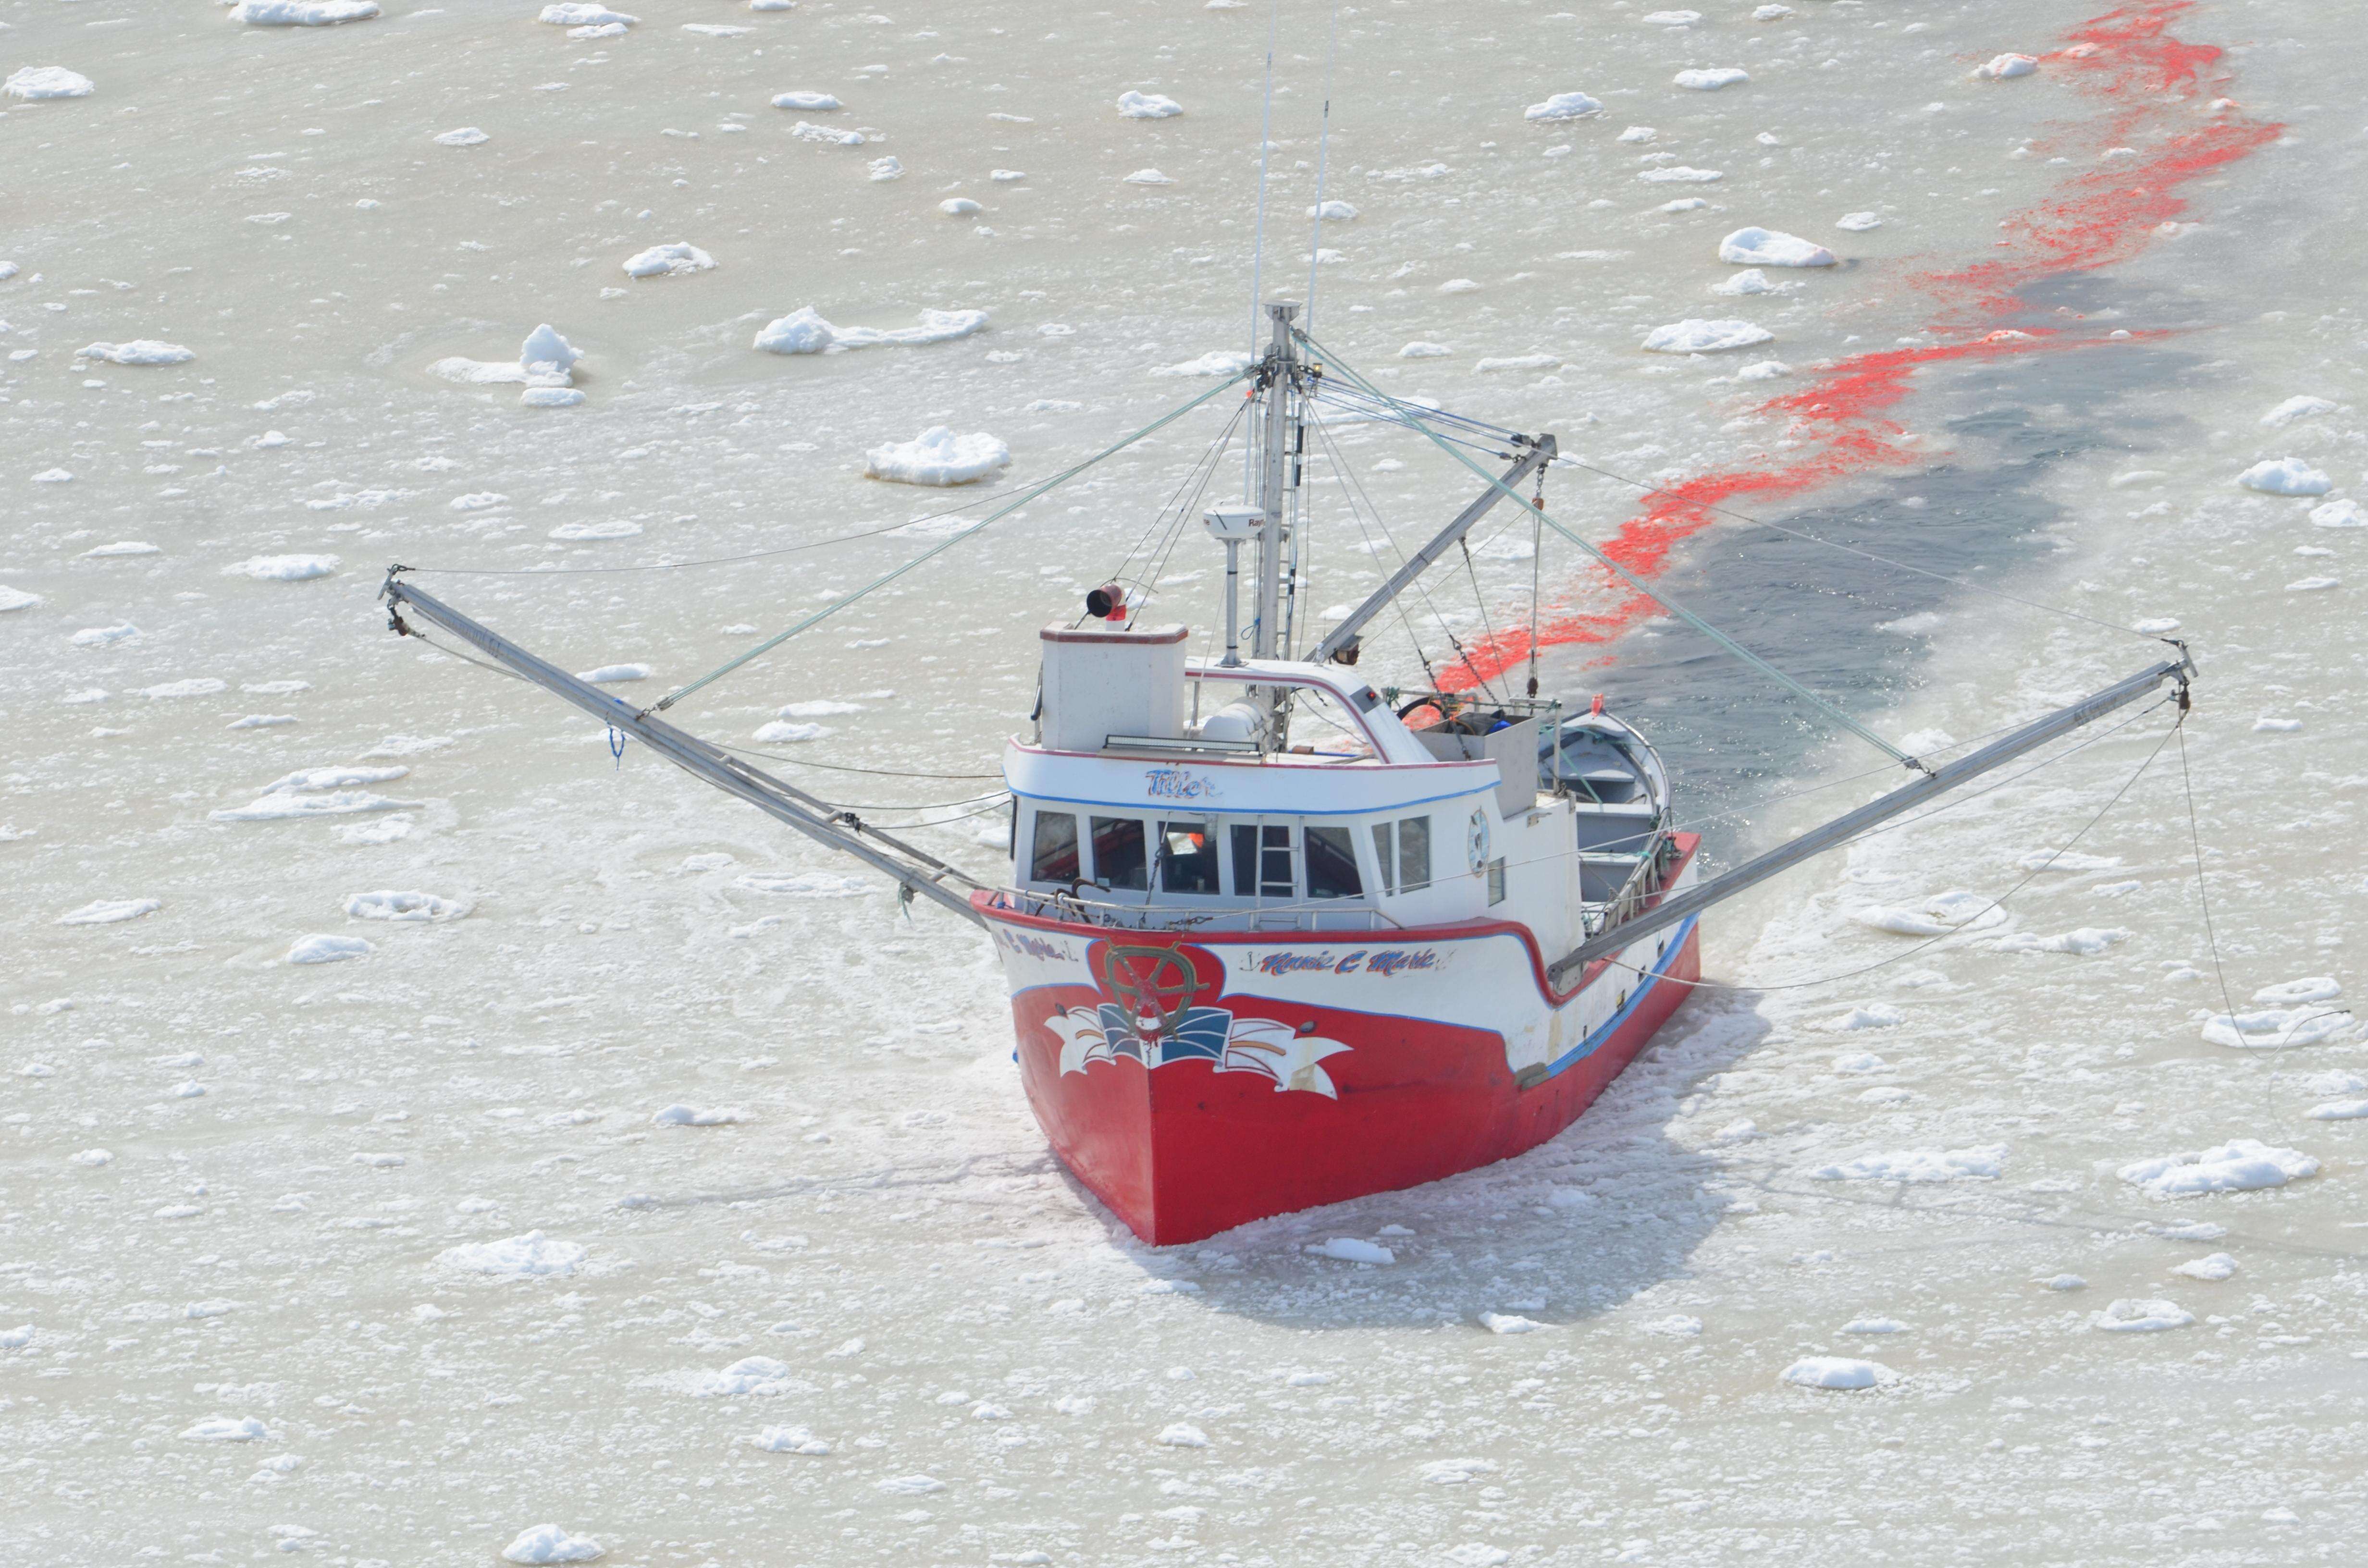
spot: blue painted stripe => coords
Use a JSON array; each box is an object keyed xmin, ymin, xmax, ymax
[
  {"xmin": 1008, "ymin": 782, "xmax": 1494, "ymax": 818},
  {"xmin": 1538, "ymin": 915, "xmax": 1698, "ymax": 1080}
]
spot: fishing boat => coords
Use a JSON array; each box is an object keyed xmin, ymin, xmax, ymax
[{"xmin": 382, "ymin": 301, "xmax": 2193, "ymax": 1246}]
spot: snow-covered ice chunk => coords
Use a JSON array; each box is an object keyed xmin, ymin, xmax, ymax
[
  {"xmin": 1752, "ymin": 4, "xmax": 1794, "ymax": 17},
  {"xmin": 2200, "ymin": 1007, "xmax": 2354, "ymax": 1049},
  {"xmin": 230, "ymin": 0, "xmax": 379, "ymax": 21},
  {"xmin": 1712, "ymin": 269, "xmax": 1773, "ymax": 295},
  {"xmin": 0, "ymin": 585, "xmax": 42, "ymax": 612},
  {"xmin": 288, "ymin": 933, "xmax": 372, "ymax": 965},
  {"xmin": 1398, "ymin": 342, "xmax": 1451, "ymax": 359},
  {"xmin": 1809, "ymin": 1146, "xmax": 2004, "ymax": 1183},
  {"xmin": 876, "ymin": 1473, "xmax": 945, "ymax": 1494},
  {"xmin": 519, "ymin": 324, "xmax": 580, "ymax": 376},
  {"xmin": 2090, "ymin": 1298, "xmax": 2193, "ymax": 1333},
  {"xmin": 1674, "ymin": 68, "xmax": 1748, "ymax": 90},
  {"xmin": 651, "ymin": 1104, "xmax": 745, "ymax": 1127},
  {"xmin": 2254, "ymin": 976, "xmax": 2341, "ymax": 1005},
  {"xmin": 450, "ymin": 492, "xmax": 509, "ymax": 512},
  {"xmin": 1475, "ymin": 353, "xmax": 1560, "ymax": 374},
  {"xmin": 1439, "ymin": 278, "xmax": 1481, "ymax": 293},
  {"xmin": 1640, "ymin": 1314, "xmax": 1702, "ymax": 1337},
  {"xmin": 143, "ymin": 677, "xmax": 228, "ymax": 698},
  {"xmin": 863, "ymin": 426, "xmax": 1010, "ymax": 486},
  {"xmin": 1122, "ymin": 168, "xmax": 1174, "ymax": 184},
  {"xmin": 2261, "ymin": 395, "xmax": 2336, "ymax": 427},
  {"xmin": 433, "ymin": 127, "xmax": 490, "ymax": 147},
  {"xmin": 771, "ymin": 90, "xmax": 839, "ymax": 110},
  {"xmin": 623, "ymin": 243, "xmax": 715, "ymax": 278},
  {"xmin": 735, "ymin": 872, "xmax": 868, "ymax": 896},
  {"xmin": 2286, "ymin": 575, "xmax": 2340, "ymax": 592},
  {"xmin": 1524, "ymin": 92, "xmax": 1603, "ymax": 122},
  {"xmin": 1156, "ymin": 1423, "xmax": 1209, "ymax": 1447},
  {"xmin": 224, "ymin": 555, "xmax": 338, "ymax": 582},
  {"xmin": 1829, "ymin": 1007, "xmax": 1901, "ymax": 1033},
  {"xmin": 1641, "ymin": 9, "xmax": 1701, "ymax": 23},
  {"xmin": 1421, "ymin": 1458, "xmax": 1497, "ymax": 1485},
  {"xmin": 212, "ymin": 790, "xmax": 412, "ymax": 821},
  {"xmin": 1153, "ymin": 349, "xmax": 1254, "ymax": 377},
  {"xmin": 1718, "ymin": 226, "xmax": 1836, "ymax": 267},
  {"xmin": 1974, "ymin": 53, "xmax": 2037, "ymax": 80},
  {"xmin": 2042, "ymin": 1274, "xmax": 2087, "ymax": 1291},
  {"xmin": 1780, "ymin": 1357, "xmax": 1888, "ymax": 1390},
  {"xmin": 522, "ymin": 388, "xmax": 583, "ymax": 407},
  {"xmin": 540, "ymin": 3, "xmax": 636, "ymax": 24},
  {"xmin": 1661, "ymin": 197, "xmax": 1711, "ymax": 214},
  {"xmin": 437, "ymin": 1231, "xmax": 587, "ymax": 1278},
  {"xmin": 31, "ymin": 468, "xmax": 74, "ymax": 483},
  {"xmin": 6, "ymin": 67, "xmax": 97, "ymax": 100},
  {"xmin": 1638, "ymin": 166, "xmax": 1724, "ymax": 184},
  {"xmin": 2235, "ymin": 457, "xmax": 2331, "ymax": 495},
  {"xmin": 1835, "ymin": 211, "xmax": 1883, "ymax": 231},
  {"xmin": 1307, "ymin": 199, "xmax": 1357, "ymax": 220},
  {"xmin": 938, "ymin": 197, "xmax": 983, "ymax": 216},
  {"xmin": 0, "ymin": 1324, "xmax": 32, "ymax": 1348},
  {"xmin": 576, "ymin": 663, "xmax": 651, "ymax": 684},
  {"xmin": 501, "ymin": 1525, "xmax": 604, "ymax": 1565},
  {"xmin": 681, "ymin": 21, "xmax": 751, "ymax": 35},
  {"xmin": 1641, "ymin": 318, "xmax": 1772, "ymax": 353},
  {"xmin": 1852, "ymin": 890, "xmax": 2005, "ymax": 936},
  {"xmin": 1116, "ymin": 91, "xmax": 1183, "ymax": 119},
  {"xmin": 2118, "ymin": 1140, "xmax": 2319, "ymax": 1198},
  {"xmin": 58, "ymin": 898, "xmax": 161, "ymax": 926},
  {"xmin": 1306, "ymin": 1238, "xmax": 1394, "ymax": 1264},
  {"xmin": 752, "ymin": 720, "xmax": 826, "ymax": 743},
  {"xmin": 2309, "ymin": 500, "xmax": 2366, "ymax": 528},
  {"xmin": 1989, "ymin": 926, "xmax": 2130, "ymax": 956},
  {"xmin": 2305, "ymin": 1098, "xmax": 2368, "ymax": 1121},
  {"xmin": 82, "ymin": 541, "xmax": 162, "ymax": 558},
  {"xmin": 698, "ymin": 1356, "xmax": 803, "ymax": 1395},
  {"xmin": 751, "ymin": 1425, "xmax": 831, "ymax": 1454},
  {"xmin": 1480, "ymin": 1312, "xmax": 1544, "ymax": 1335},
  {"xmin": 753, "ymin": 306, "xmax": 990, "ymax": 355},
  {"xmin": 550, "ymin": 521, "xmax": 640, "ymax": 541},
  {"xmin": 76, "ymin": 340, "xmax": 194, "ymax": 366},
  {"xmin": 182, "ymin": 1416, "xmax": 272, "ymax": 1442},
  {"xmin": 345, "ymin": 890, "xmax": 467, "ymax": 922},
  {"xmin": 1616, "ymin": 125, "xmax": 1656, "ymax": 143},
  {"xmin": 2171, "ymin": 1252, "xmax": 2237, "ymax": 1281},
  {"xmin": 70, "ymin": 1149, "xmax": 113, "ymax": 1167},
  {"xmin": 789, "ymin": 119, "xmax": 864, "ymax": 146},
  {"xmin": 1840, "ymin": 1317, "xmax": 1907, "ymax": 1335}
]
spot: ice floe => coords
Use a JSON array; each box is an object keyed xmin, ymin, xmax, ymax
[
  {"xmin": 1154, "ymin": 349, "xmax": 1254, "ymax": 377},
  {"xmin": 1780, "ymin": 1357, "xmax": 1889, "ymax": 1390},
  {"xmin": 182, "ymin": 1416, "xmax": 273, "ymax": 1442},
  {"xmin": 1835, "ymin": 211, "xmax": 1883, "ymax": 231},
  {"xmin": 1718, "ymin": 227, "xmax": 1836, "ymax": 267},
  {"xmin": 1116, "ymin": 91, "xmax": 1183, "ymax": 119},
  {"xmin": 1307, "ymin": 199, "xmax": 1357, "ymax": 220},
  {"xmin": 433, "ymin": 127, "xmax": 490, "ymax": 147},
  {"xmin": 2118, "ymin": 1140, "xmax": 2319, "ymax": 1198},
  {"xmin": 143, "ymin": 677, "xmax": 227, "ymax": 698},
  {"xmin": 437, "ymin": 1231, "xmax": 587, "ymax": 1277},
  {"xmin": 651, "ymin": 1104, "xmax": 745, "ymax": 1126},
  {"xmin": 789, "ymin": 120, "xmax": 864, "ymax": 146},
  {"xmin": 877, "ymin": 1474, "xmax": 946, "ymax": 1494},
  {"xmin": 1475, "ymin": 353, "xmax": 1559, "ymax": 374},
  {"xmin": 1306, "ymin": 1238, "xmax": 1394, "ymax": 1264},
  {"xmin": 1851, "ymin": 890, "xmax": 2006, "ymax": 936},
  {"xmin": 1712, "ymin": 270, "xmax": 1774, "ymax": 296},
  {"xmin": 752, "ymin": 720, "xmax": 826, "ymax": 743},
  {"xmin": 58, "ymin": 898, "xmax": 161, "ymax": 926},
  {"xmin": 866, "ymin": 156, "xmax": 902, "ymax": 181},
  {"xmin": 2253, "ymin": 976, "xmax": 2341, "ymax": 1005},
  {"xmin": 863, "ymin": 426, "xmax": 1010, "ymax": 486},
  {"xmin": 623, "ymin": 243, "xmax": 715, "ymax": 278},
  {"xmin": 1399, "ymin": 342, "xmax": 1450, "ymax": 359},
  {"xmin": 2261, "ymin": 394, "xmax": 2336, "ymax": 426},
  {"xmin": 1524, "ymin": 93, "xmax": 1602, "ymax": 122},
  {"xmin": 2199, "ymin": 1006, "xmax": 2353, "ymax": 1048},
  {"xmin": 83, "ymin": 541, "xmax": 161, "ymax": 558},
  {"xmin": 1638, "ymin": 167, "xmax": 1723, "ymax": 184},
  {"xmin": 540, "ymin": 3, "xmax": 635, "ymax": 24},
  {"xmin": 1641, "ymin": 9, "xmax": 1701, "ymax": 24},
  {"xmin": 288, "ymin": 934, "xmax": 372, "ymax": 964},
  {"xmin": 259, "ymin": 765, "xmax": 411, "ymax": 793},
  {"xmin": 938, "ymin": 197, "xmax": 982, "ymax": 217},
  {"xmin": 2236, "ymin": 457, "xmax": 2331, "ymax": 495},
  {"xmin": 2090, "ymin": 1298, "xmax": 2192, "ymax": 1333},
  {"xmin": 1673, "ymin": 69, "xmax": 1748, "ymax": 90},
  {"xmin": 2171, "ymin": 1252, "xmax": 2237, "ymax": 1281},
  {"xmin": 771, "ymin": 91, "xmax": 839, "ymax": 110},
  {"xmin": 0, "ymin": 586, "xmax": 42, "ymax": 612},
  {"xmin": 1641, "ymin": 318, "xmax": 1773, "ymax": 354},
  {"xmin": 211, "ymin": 789, "xmax": 416, "ymax": 822},
  {"xmin": 32, "ymin": 468, "xmax": 74, "ymax": 483},
  {"xmin": 699, "ymin": 1356, "xmax": 804, "ymax": 1396},
  {"xmin": 576, "ymin": 663, "xmax": 650, "ymax": 684},
  {"xmin": 1123, "ymin": 168, "xmax": 1174, "ymax": 185},
  {"xmin": 229, "ymin": 0, "xmax": 379, "ymax": 22},
  {"xmin": 75, "ymin": 340, "xmax": 193, "ymax": 366},
  {"xmin": 1156, "ymin": 1423, "xmax": 1209, "ymax": 1446},
  {"xmin": 1839, "ymin": 1317, "xmax": 1907, "ymax": 1335},
  {"xmin": 1807, "ymin": 1145, "xmax": 2004, "ymax": 1183},
  {"xmin": 734, "ymin": 872, "xmax": 868, "ymax": 896},
  {"xmin": 751, "ymin": 1425, "xmax": 832, "ymax": 1454},
  {"xmin": 224, "ymin": 554, "xmax": 339, "ymax": 582},
  {"xmin": 345, "ymin": 890, "xmax": 467, "ymax": 922},
  {"xmin": 550, "ymin": 521, "xmax": 640, "ymax": 541},
  {"xmin": 2309, "ymin": 499, "xmax": 2366, "ymax": 528},
  {"xmin": 501, "ymin": 1525, "xmax": 604, "ymax": 1564},
  {"xmin": 6, "ymin": 67, "xmax": 97, "ymax": 100},
  {"xmin": 1974, "ymin": 53, "xmax": 2037, "ymax": 80},
  {"xmin": 1989, "ymin": 926, "xmax": 2129, "ymax": 956}
]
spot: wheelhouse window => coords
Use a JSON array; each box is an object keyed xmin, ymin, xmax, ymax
[
  {"xmin": 1304, "ymin": 825, "xmax": 1363, "ymax": 900},
  {"xmin": 1029, "ymin": 810, "xmax": 1079, "ymax": 884},
  {"xmin": 1369, "ymin": 815, "xmax": 1431, "ymax": 895},
  {"xmin": 1090, "ymin": 816, "xmax": 1148, "ymax": 891},
  {"xmin": 1230, "ymin": 823, "xmax": 1295, "ymax": 900},
  {"xmin": 1158, "ymin": 821, "xmax": 1221, "ymax": 894}
]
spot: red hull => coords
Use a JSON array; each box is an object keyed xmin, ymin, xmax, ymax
[{"xmin": 987, "ymin": 894, "xmax": 1701, "ymax": 1246}]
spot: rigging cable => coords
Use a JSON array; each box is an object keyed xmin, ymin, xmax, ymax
[
  {"xmin": 645, "ymin": 368, "xmax": 1251, "ymax": 714},
  {"xmin": 1305, "ymin": 331, "xmax": 1930, "ymax": 773}
]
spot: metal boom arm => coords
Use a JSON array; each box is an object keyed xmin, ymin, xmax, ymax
[
  {"xmin": 1545, "ymin": 650, "xmax": 2195, "ymax": 986},
  {"xmin": 380, "ymin": 573, "xmax": 988, "ymax": 928},
  {"xmin": 1309, "ymin": 435, "xmax": 1556, "ymax": 666}
]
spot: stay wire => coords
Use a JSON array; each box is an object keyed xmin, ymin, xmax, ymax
[
  {"xmin": 2177, "ymin": 721, "xmax": 2243, "ymax": 1030},
  {"xmin": 1596, "ymin": 706, "xmax": 2183, "ymax": 995}
]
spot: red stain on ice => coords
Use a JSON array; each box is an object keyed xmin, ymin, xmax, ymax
[{"xmin": 1439, "ymin": 3, "xmax": 2278, "ymax": 696}]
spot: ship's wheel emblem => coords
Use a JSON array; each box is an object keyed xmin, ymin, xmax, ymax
[{"xmin": 1099, "ymin": 944, "xmax": 1199, "ymax": 1043}]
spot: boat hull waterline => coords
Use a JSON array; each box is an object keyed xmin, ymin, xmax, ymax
[{"xmin": 978, "ymin": 837, "xmax": 1701, "ymax": 1245}]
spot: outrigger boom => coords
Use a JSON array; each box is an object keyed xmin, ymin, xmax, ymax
[{"xmin": 378, "ymin": 571, "xmax": 989, "ymax": 927}]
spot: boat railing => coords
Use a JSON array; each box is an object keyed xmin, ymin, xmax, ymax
[
  {"xmin": 1579, "ymin": 819, "xmax": 1678, "ymax": 942},
  {"xmin": 988, "ymin": 887, "xmax": 1406, "ymax": 934}
]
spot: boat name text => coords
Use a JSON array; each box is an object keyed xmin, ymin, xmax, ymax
[{"xmin": 1253, "ymin": 947, "xmax": 1442, "ymax": 978}]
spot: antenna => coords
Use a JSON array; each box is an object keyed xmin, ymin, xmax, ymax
[
  {"xmin": 1246, "ymin": 0, "xmax": 1280, "ymax": 364},
  {"xmin": 1303, "ymin": 0, "xmax": 1343, "ymax": 332}
]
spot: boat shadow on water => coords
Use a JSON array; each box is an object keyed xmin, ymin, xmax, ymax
[{"xmin": 1092, "ymin": 994, "xmax": 1776, "ymax": 1332}]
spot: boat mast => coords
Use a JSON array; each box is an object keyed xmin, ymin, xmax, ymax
[{"xmin": 1253, "ymin": 300, "xmax": 1299, "ymax": 662}]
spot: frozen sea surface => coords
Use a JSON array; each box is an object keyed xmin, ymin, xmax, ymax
[{"xmin": 5, "ymin": 0, "xmax": 2368, "ymax": 1564}]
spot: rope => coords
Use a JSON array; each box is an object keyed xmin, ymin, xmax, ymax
[
  {"xmin": 1302, "ymin": 331, "xmax": 1927, "ymax": 773},
  {"xmin": 2177, "ymin": 719, "xmax": 2243, "ymax": 1030},
  {"xmin": 647, "ymin": 370, "xmax": 1250, "ymax": 713}
]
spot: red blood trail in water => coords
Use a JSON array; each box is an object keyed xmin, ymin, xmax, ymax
[{"xmin": 1438, "ymin": 2, "xmax": 2278, "ymax": 697}]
